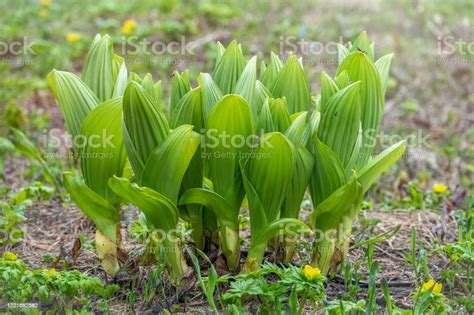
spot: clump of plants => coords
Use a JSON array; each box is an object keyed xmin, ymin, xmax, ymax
[
  {"xmin": 48, "ymin": 31, "xmax": 405, "ymax": 282},
  {"xmin": 0, "ymin": 251, "xmax": 118, "ymax": 313}
]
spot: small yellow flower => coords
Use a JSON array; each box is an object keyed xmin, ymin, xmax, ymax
[
  {"xmin": 303, "ymin": 265, "xmax": 321, "ymax": 280},
  {"xmin": 432, "ymin": 183, "xmax": 448, "ymax": 194},
  {"xmin": 38, "ymin": 8, "xmax": 48, "ymax": 16},
  {"xmin": 122, "ymin": 19, "xmax": 137, "ymax": 35},
  {"xmin": 3, "ymin": 251, "xmax": 18, "ymax": 261},
  {"xmin": 421, "ymin": 279, "xmax": 443, "ymax": 294},
  {"xmin": 66, "ymin": 33, "xmax": 81, "ymax": 43},
  {"xmin": 40, "ymin": 0, "xmax": 52, "ymax": 5},
  {"xmin": 46, "ymin": 268, "xmax": 57, "ymax": 277}
]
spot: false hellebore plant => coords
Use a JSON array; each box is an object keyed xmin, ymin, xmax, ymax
[{"xmin": 49, "ymin": 31, "xmax": 405, "ymax": 282}]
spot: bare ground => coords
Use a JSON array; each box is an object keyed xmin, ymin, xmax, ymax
[{"xmin": 2, "ymin": 190, "xmax": 460, "ymax": 313}]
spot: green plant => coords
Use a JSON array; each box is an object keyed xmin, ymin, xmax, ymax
[
  {"xmin": 307, "ymin": 32, "xmax": 405, "ymax": 274},
  {"xmin": 405, "ymin": 228, "xmax": 430, "ymax": 279},
  {"xmin": 48, "ymin": 34, "xmax": 128, "ymax": 277},
  {"xmin": 0, "ymin": 252, "xmax": 118, "ymax": 313},
  {"xmin": 8, "ymin": 128, "xmax": 60, "ymax": 190},
  {"xmin": 220, "ymin": 263, "xmax": 326, "ymax": 313},
  {"xmin": 49, "ymin": 31, "xmax": 404, "ymax": 280},
  {"xmin": 188, "ymin": 248, "xmax": 220, "ymax": 314},
  {"xmin": 437, "ymin": 196, "xmax": 473, "ymax": 293}
]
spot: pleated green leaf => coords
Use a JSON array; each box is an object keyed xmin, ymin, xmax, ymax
[
  {"xmin": 337, "ymin": 43, "xmax": 350, "ymax": 64},
  {"xmin": 141, "ymin": 125, "xmax": 200, "ymax": 204},
  {"xmin": 198, "ymin": 73, "xmax": 223, "ymax": 123},
  {"xmin": 317, "ymin": 82, "xmax": 362, "ymax": 167},
  {"xmin": 281, "ymin": 145, "xmax": 314, "ymax": 219},
  {"xmin": 358, "ymin": 140, "xmax": 406, "ymax": 193},
  {"xmin": 82, "ymin": 34, "xmax": 114, "ymax": 101},
  {"xmin": 248, "ymin": 218, "xmax": 310, "ymax": 262},
  {"xmin": 253, "ymin": 218, "xmax": 310, "ymax": 252},
  {"xmin": 309, "ymin": 139, "xmax": 347, "ymax": 208},
  {"xmin": 48, "ymin": 70, "xmax": 99, "ymax": 138},
  {"xmin": 261, "ymin": 51, "xmax": 283, "ymax": 88},
  {"xmin": 375, "ymin": 53, "xmax": 394, "ymax": 94},
  {"xmin": 64, "ymin": 172, "xmax": 119, "ymax": 242},
  {"xmin": 350, "ymin": 31, "xmax": 374, "ymax": 61},
  {"xmin": 268, "ymin": 98, "xmax": 291, "ymax": 132},
  {"xmin": 245, "ymin": 132, "xmax": 295, "ymax": 223},
  {"xmin": 112, "ymin": 61, "xmax": 128, "ymax": 98},
  {"xmin": 204, "ymin": 95, "xmax": 254, "ymax": 211},
  {"xmin": 108, "ymin": 176, "xmax": 178, "ymax": 232},
  {"xmin": 334, "ymin": 70, "xmax": 350, "ymax": 89},
  {"xmin": 79, "ymin": 98, "xmax": 127, "ymax": 204},
  {"xmin": 256, "ymin": 100, "xmax": 275, "ymax": 133},
  {"xmin": 108, "ymin": 176, "xmax": 188, "ymax": 281},
  {"xmin": 179, "ymin": 188, "xmax": 238, "ymax": 231},
  {"xmin": 337, "ymin": 51, "xmax": 384, "ymax": 168},
  {"xmin": 141, "ymin": 74, "xmax": 156, "ymax": 100},
  {"xmin": 310, "ymin": 175, "xmax": 363, "ymax": 274},
  {"xmin": 234, "ymin": 56, "xmax": 258, "ymax": 119},
  {"xmin": 129, "ymin": 72, "xmax": 142, "ymax": 83},
  {"xmin": 270, "ymin": 54, "xmax": 310, "ymax": 114},
  {"xmin": 255, "ymin": 80, "xmax": 272, "ymax": 112},
  {"xmin": 239, "ymin": 159, "xmax": 267, "ymax": 237},
  {"xmin": 310, "ymin": 176, "xmax": 362, "ymax": 229},
  {"xmin": 285, "ymin": 111, "xmax": 312, "ymax": 147},
  {"xmin": 320, "ymin": 71, "xmax": 339, "ymax": 112},
  {"xmin": 122, "ymin": 81, "xmax": 170, "ymax": 177},
  {"xmin": 170, "ymin": 87, "xmax": 204, "ymax": 130},
  {"xmin": 170, "ymin": 70, "xmax": 191, "ymax": 114},
  {"xmin": 213, "ymin": 40, "xmax": 246, "ymax": 94},
  {"xmin": 216, "ymin": 42, "xmax": 225, "ymax": 63}
]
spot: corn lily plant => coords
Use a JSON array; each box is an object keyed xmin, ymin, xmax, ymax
[
  {"xmin": 49, "ymin": 31, "xmax": 405, "ymax": 281},
  {"xmin": 307, "ymin": 32, "xmax": 405, "ymax": 273},
  {"xmin": 48, "ymin": 34, "xmax": 128, "ymax": 277}
]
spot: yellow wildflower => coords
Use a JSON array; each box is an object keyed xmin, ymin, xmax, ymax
[
  {"xmin": 432, "ymin": 183, "xmax": 448, "ymax": 194},
  {"xmin": 3, "ymin": 251, "xmax": 18, "ymax": 261},
  {"xmin": 39, "ymin": 8, "xmax": 48, "ymax": 17},
  {"xmin": 40, "ymin": 0, "xmax": 52, "ymax": 5},
  {"xmin": 303, "ymin": 265, "xmax": 321, "ymax": 280},
  {"xmin": 122, "ymin": 19, "xmax": 137, "ymax": 35},
  {"xmin": 421, "ymin": 279, "xmax": 443, "ymax": 294},
  {"xmin": 46, "ymin": 268, "xmax": 57, "ymax": 277},
  {"xmin": 66, "ymin": 33, "xmax": 81, "ymax": 43}
]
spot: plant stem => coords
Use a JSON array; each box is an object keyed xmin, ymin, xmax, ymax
[{"xmin": 297, "ymin": 290, "xmax": 308, "ymax": 315}]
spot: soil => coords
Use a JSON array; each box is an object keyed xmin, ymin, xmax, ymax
[{"xmin": 3, "ymin": 187, "xmax": 460, "ymax": 312}]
